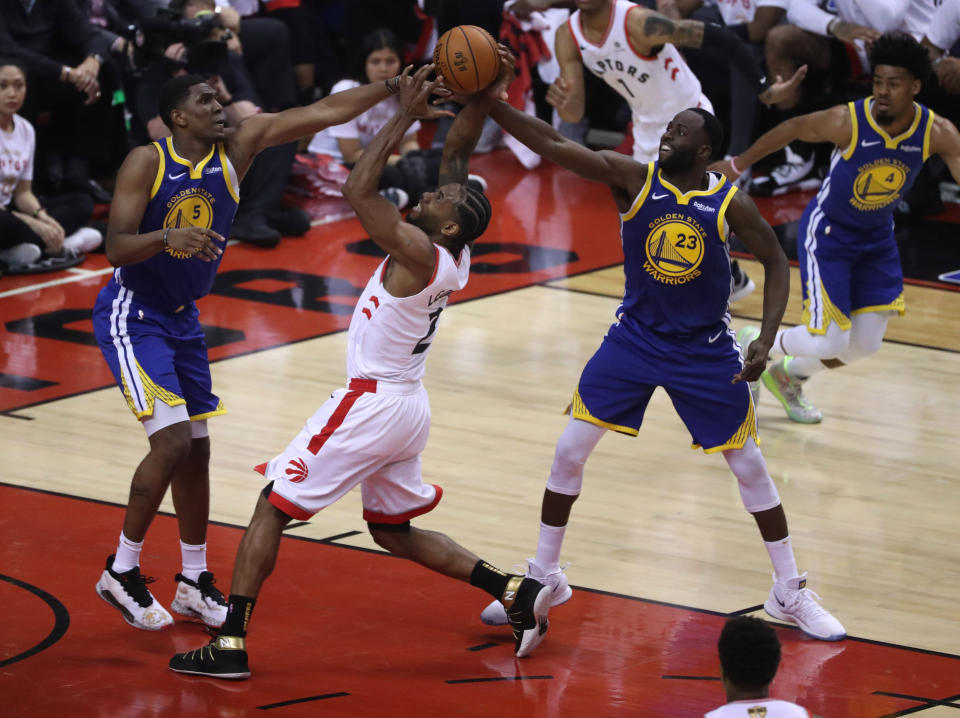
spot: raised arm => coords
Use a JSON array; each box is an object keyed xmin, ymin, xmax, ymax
[
  {"xmin": 625, "ymin": 6, "xmax": 806, "ymax": 105},
  {"xmin": 712, "ymin": 104, "xmax": 852, "ymax": 180},
  {"xmin": 724, "ymin": 191, "xmax": 790, "ymax": 383},
  {"xmin": 105, "ymin": 145, "xmax": 222, "ymax": 266},
  {"xmin": 341, "ymin": 67, "xmax": 443, "ymax": 287},
  {"xmin": 929, "ymin": 114, "xmax": 960, "ymax": 186},
  {"xmin": 488, "ymin": 100, "xmax": 646, "ymax": 198},
  {"xmin": 227, "ymin": 80, "xmax": 395, "ymax": 178}
]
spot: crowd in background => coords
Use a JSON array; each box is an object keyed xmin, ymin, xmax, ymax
[{"xmin": 3, "ymin": 0, "xmax": 960, "ymax": 274}]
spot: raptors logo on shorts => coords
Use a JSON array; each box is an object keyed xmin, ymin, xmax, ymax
[{"xmin": 285, "ymin": 458, "xmax": 309, "ymax": 483}]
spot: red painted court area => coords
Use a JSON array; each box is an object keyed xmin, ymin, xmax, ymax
[{"xmin": 2, "ymin": 483, "xmax": 959, "ymax": 718}]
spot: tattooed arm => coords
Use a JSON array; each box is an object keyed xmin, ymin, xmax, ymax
[{"xmin": 624, "ymin": 6, "xmax": 806, "ymax": 105}]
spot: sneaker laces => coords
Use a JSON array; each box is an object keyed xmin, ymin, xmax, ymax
[
  {"xmin": 783, "ymin": 586, "xmax": 831, "ymax": 623},
  {"xmin": 198, "ymin": 573, "xmax": 228, "ymax": 606},
  {"xmin": 116, "ymin": 569, "xmax": 157, "ymax": 608},
  {"xmin": 774, "ymin": 364, "xmax": 815, "ymax": 408}
]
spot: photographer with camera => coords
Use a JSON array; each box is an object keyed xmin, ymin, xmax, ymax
[{"xmin": 131, "ymin": 0, "xmax": 303, "ymax": 244}]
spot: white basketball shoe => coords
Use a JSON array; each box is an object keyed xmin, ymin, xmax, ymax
[
  {"xmin": 764, "ymin": 572, "xmax": 846, "ymax": 641},
  {"xmin": 171, "ymin": 571, "xmax": 228, "ymax": 628},
  {"xmin": 480, "ymin": 558, "xmax": 572, "ymax": 626},
  {"xmin": 95, "ymin": 555, "xmax": 174, "ymax": 631}
]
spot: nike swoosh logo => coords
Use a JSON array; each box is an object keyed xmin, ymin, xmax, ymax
[
  {"xmin": 651, "ymin": 193, "xmax": 669, "ymax": 200},
  {"xmin": 168, "ymin": 172, "xmax": 186, "ymax": 180},
  {"xmin": 708, "ymin": 330, "xmax": 723, "ymax": 343},
  {"xmin": 860, "ymin": 140, "xmax": 881, "ymax": 148}
]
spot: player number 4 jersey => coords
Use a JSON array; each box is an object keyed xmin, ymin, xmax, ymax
[{"xmin": 347, "ymin": 245, "xmax": 471, "ymax": 382}]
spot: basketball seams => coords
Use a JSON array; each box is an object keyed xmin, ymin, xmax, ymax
[{"xmin": 459, "ymin": 26, "xmax": 480, "ymax": 93}]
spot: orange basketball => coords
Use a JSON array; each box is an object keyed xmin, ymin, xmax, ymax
[{"xmin": 434, "ymin": 25, "xmax": 501, "ymax": 94}]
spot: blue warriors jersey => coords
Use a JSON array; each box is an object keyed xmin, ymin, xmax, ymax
[
  {"xmin": 817, "ymin": 97, "xmax": 933, "ymax": 231},
  {"xmin": 114, "ymin": 136, "xmax": 240, "ymax": 310},
  {"xmin": 619, "ymin": 162, "xmax": 739, "ymax": 334}
]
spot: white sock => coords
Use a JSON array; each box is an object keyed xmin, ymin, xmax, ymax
[
  {"xmin": 765, "ymin": 536, "xmax": 799, "ymax": 582},
  {"xmin": 533, "ymin": 522, "xmax": 566, "ymax": 573},
  {"xmin": 180, "ymin": 541, "xmax": 207, "ymax": 582},
  {"xmin": 784, "ymin": 355, "xmax": 825, "ymax": 380},
  {"xmin": 113, "ymin": 532, "xmax": 143, "ymax": 574}
]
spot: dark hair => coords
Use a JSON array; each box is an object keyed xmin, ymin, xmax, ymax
[
  {"xmin": 351, "ymin": 28, "xmax": 404, "ymax": 84},
  {"xmin": 453, "ymin": 186, "xmax": 492, "ymax": 246},
  {"xmin": 870, "ymin": 32, "xmax": 931, "ymax": 83},
  {"xmin": 718, "ymin": 617, "xmax": 781, "ymax": 691},
  {"xmin": 159, "ymin": 73, "xmax": 207, "ymax": 129},
  {"xmin": 0, "ymin": 57, "xmax": 28, "ymax": 77},
  {"xmin": 688, "ymin": 107, "xmax": 724, "ymax": 161}
]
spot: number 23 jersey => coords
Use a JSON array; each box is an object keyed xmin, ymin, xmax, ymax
[
  {"xmin": 619, "ymin": 162, "xmax": 739, "ymax": 335},
  {"xmin": 347, "ymin": 244, "xmax": 471, "ymax": 382}
]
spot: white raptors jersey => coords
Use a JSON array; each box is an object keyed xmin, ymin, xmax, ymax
[
  {"xmin": 346, "ymin": 244, "xmax": 471, "ymax": 382},
  {"xmin": 705, "ymin": 698, "xmax": 812, "ymax": 717},
  {"xmin": 568, "ymin": 0, "xmax": 702, "ymax": 126}
]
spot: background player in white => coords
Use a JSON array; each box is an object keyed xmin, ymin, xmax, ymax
[
  {"xmin": 706, "ymin": 616, "xmax": 820, "ymax": 718},
  {"xmin": 169, "ymin": 62, "xmax": 552, "ymax": 680},
  {"xmin": 548, "ymin": 0, "xmax": 806, "ymax": 300}
]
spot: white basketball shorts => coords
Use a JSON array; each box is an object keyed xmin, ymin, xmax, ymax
[{"xmin": 255, "ymin": 378, "xmax": 442, "ymax": 523}]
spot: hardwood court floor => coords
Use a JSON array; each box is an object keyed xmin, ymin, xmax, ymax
[{"xmin": 2, "ymin": 151, "xmax": 960, "ymax": 717}]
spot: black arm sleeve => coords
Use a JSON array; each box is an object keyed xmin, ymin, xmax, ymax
[{"xmin": 702, "ymin": 22, "xmax": 770, "ymax": 96}]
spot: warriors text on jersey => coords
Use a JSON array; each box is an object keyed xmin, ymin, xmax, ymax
[
  {"xmin": 619, "ymin": 162, "xmax": 739, "ymax": 335},
  {"xmin": 568, "ymin": 0, "xmax": 702, "ymax": 126},
  {"xmin": 347, "ymin": 244, "xmax": 471, "ymax": 383},
  {"xmin": 817, "ymin": 97, "xmax": 933, "ymax": 231},
  {"xmin": 113, "ymin": 136, "xmax": 240, "ymax": 310}
]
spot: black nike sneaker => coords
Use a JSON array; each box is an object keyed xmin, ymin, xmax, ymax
[
  {"xmin": 503, "ymin": 577, "xmax": 551, "ymax": 657},
  {"xmin": 169, "ymin": 635, "xmax": 251, "ymax": 679}
]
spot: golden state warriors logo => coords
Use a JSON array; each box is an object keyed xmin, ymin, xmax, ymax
[
  {"xmin": 162, "ymin": 187, "xmax": 216, "ymax": 259},
  {"xmin": 851, "ymin": 158, "xmax": 908, "ymax": 211},
  {"xmin": 643, "ymin": 213, "xmax": 705, "ymax": 285}
]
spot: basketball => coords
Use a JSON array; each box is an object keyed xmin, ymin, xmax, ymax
[{"xmin": 433, "ymin": 25, "xmax": 501, "ymax": 94}]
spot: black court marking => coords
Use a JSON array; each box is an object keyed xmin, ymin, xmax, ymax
[
  {"xmin": 319, "ymin": 530, "xmax": 362, "ymax": 543},
  {"xmin": 661, "ymin": 675, "xmax": 721, "ymax": 681},
  {"xmin": 727, "ymin": 603, "xmax": 765, "ymax": 617},
  {"xmin": 0, "ymin": 411, "xmax": 33, "ymax": 420},
  {"xmin": 0, "ymin": 373, "xmax": 57, "ymax": 391},
  {"xmin": 6, "ymin": 482, "xmax": 960, "ymax": 665},
  {"xmin": 282, "ymin": 522, "xmax": 310, "ymax": 531},
  {"xmin": 257, "ymin": 692, "xmax": 349, "ymax": 710},
  {"xmin": 0, "ymin": 574, "xmax": 70, "ymax": 668},
  {"xmin": 466, "ymin": 642, "xmax": 498, "ymax": 652},
  {"xmin": 446, "ymin": 675, "xmax": 553, "ymax": 684},
  {"xmin": 873, "ymin": 690, "xmax": 960, "ymax": 717}
]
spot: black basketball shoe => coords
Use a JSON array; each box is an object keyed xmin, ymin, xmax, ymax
[
  {"xmin": 169, "ymin": 635, "xmax": 251, "ymax": 680},
  {"xmin": 503, "ymin": 577, "xmax": 551, "ymax": 658}
]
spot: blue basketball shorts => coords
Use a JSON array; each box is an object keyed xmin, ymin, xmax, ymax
[
  {"xmin": 571, "ymin": 318, "xmax": 757, "ymax": 453},
  {"xmin": 797, "ymin": 203, "xmax": 905, "ymax": 335},
  {"xmin": 93, "ymin": 279, "xmax": 224, "ymax": 421}
]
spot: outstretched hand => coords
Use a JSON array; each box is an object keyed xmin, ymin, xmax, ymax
[
  {"xmin": 758, "ymin": 65, "xmax": 808, "ymax": 106},
  {"xmin": 732, "ymin": 335, "xmax": 772, "ymax": 384},
  {"xmin": 396, "ymin": 64, "xmax": 454, "ymax": 121}
]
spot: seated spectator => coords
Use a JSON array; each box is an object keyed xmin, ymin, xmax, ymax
[
  {"xmin": 706, "ymin": 616, "xmax": 821, "ymax": 718},
  {"xmin": 0, "ymin": 0, "xmax": 127, "ymax": 202},
  {"xmin": 308, "ymin": 28, "xmax": 422, "ymax": 208},
  {"xmin": 0, "ymin": 59, "xmax": 102, "ymax": 275}
]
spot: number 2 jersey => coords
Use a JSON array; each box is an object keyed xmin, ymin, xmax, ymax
[
  {"xmin": 347, "ymin": 244, "xmax": 471, "ymax": 382},
  {"xmin": 817, "ymin": 97, "xmax": 933, "ymax": 233},
  {"xmin": 619, "ymin": 162, "xmax": 739, "ymax": 335}
]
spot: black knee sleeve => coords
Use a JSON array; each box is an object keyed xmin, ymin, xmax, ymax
[{"xmin": 367, "ymin": 521, "xmax": 411, "ymax": 534}]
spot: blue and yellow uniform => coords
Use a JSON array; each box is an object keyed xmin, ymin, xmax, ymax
[
  {"xmin": 572, "ymin": 162, "xmax": 756, "ymax": 453},
  {"xmin": 92, "ymin": 137, "xmax": 240, "ymax": 420},
  {"xmin": 798, "ymin": 97, "xmax": 933, "ymax": 333}
]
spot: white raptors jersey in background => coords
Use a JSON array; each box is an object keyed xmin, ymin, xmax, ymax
[
  {"xmin": 568, "ymin": 0, "xmax": 702, "ymax": 127},
  {"xmin": 705, "ymin": 698, "xmax": 812, "ymax": 717},
  {"xmin": 347, "ymin": 244, "xmax": 471, "ymax": 382}
]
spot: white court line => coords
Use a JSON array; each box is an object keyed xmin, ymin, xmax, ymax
[{"xmin": 0, "ymin": 267, "xmax": 114, "ymax": 299}]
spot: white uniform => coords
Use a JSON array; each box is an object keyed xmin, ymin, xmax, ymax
[
  {"xmin": 923, "ymin": 0, "xmax": 959, "ymax": 50},
  {"xmin": 706, "ymin": 0, "xmax": 789, "ymax": 26},
  {"xmin": 258, "ymin": 245, "xmax": 471, "ymax": 523},
  {"xmin": 0, "ymin": 114, "xmax": 34, "ymax": 210},
  {"xmin": 567, "ymin": 0, "xmax": 712, "ymax": 162},
  {"xmin": 705, "ymin": 698, "xmax": 812, "ymax": 717}
]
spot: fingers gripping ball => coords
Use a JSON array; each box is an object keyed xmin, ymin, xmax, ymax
[{"xmin": 434, "ymin": 25, "xmax": 501, "ymax": 94}]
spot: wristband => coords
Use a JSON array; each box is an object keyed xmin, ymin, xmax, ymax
[
  {"xmin": 162, "ymin": 227, "xmax": 171, "ymax": 249},
  {"xmin": 385, "ymin": 76, "xmax": 400, "ymax": 94},
  {"xmin": 32, "ymin": 206, "xmax": 45, "ymax": 218},
  {"xmin": 729, "ymin": 156, "xmax": 745, "ymax": 177}
]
